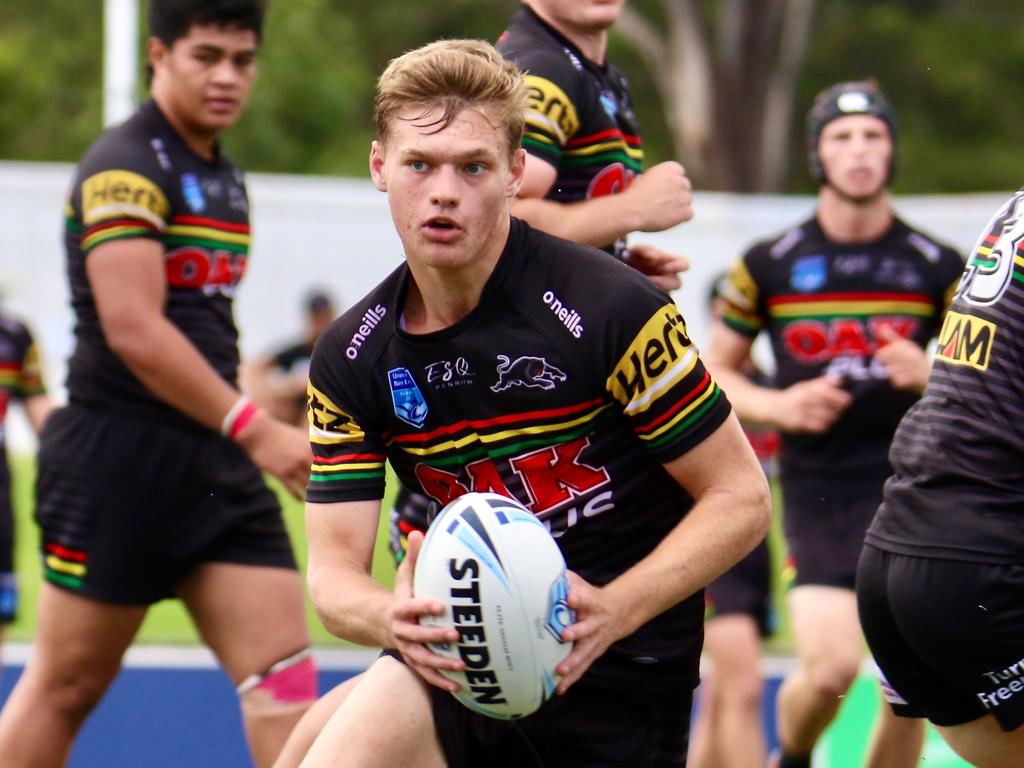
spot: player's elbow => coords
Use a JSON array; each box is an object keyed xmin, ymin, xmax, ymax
[
  {"xmin": 739, "ymin": 470, "xmax": 772, "ymax": 546},
  {"xmin": 101, "ymin": 310, "xmax": 159, "ymax": 367}
]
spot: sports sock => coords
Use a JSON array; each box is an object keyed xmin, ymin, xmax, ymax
[{"xmin": 778, "ymin": 753, "xmax": 811, "ymax": 768}]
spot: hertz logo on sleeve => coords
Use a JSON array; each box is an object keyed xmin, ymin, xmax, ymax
[
  {"xmin": 524, "ymin": 75, "xmax": 580, "ymax": 145},
  {"xmin": 608, "ymin": 304, "xmax": 697, "ymax": 406},
  {"xmin": 935, "ymin": 310, "xmax": 996, "ymax": 371},
  {"xmin": 81, "ymin": 170, "xmax": 170, "ymax": 227}
]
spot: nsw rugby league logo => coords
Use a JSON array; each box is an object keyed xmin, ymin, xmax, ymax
[{"xmin": 388, "ymin": 367, "xmax": 428, "ymax": 428}]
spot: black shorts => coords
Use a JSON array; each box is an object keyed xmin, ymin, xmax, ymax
[
  {"xmin": 383, "ymin": 650, "xmax": 693, "ymax": 767},
  {"xmin": 780, "ymin": 465, "xmax": 888, "ymax": 589},
  {"xmin": 857, "ymin": 545, "xmax": 1024, "ymax": 732},
  {"xmin": 35, "ymin": 404, "xmax": 296, "ymax": 604},
  {"xmin": 704, "ymin": 536, "xmax": 773, "ymax": 636}
]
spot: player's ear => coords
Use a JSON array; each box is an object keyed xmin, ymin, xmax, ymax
[
  {"xmin": 506, "ymin": 147, "xmax": 526, "ymax": 199},
  {"xmin": 147, "ymin": 36, "xmax": 167, "ymax": 74},
  {"xmin": 369, "ymin": 140, "xmax": 387, "ymax": 192}
]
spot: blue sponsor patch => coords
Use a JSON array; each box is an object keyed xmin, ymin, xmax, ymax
[
  {"xmin": 388, "ymin": 367, "xmax": 428, "ymax": 428},
  {"xmin": 181, "ymin": 173, "xmax": 206, "ymax": 213},
  {"xmin": 599, "ymin": 91, "xmax": 619, "ymax": 120},
  {"xmin": 791, "ymin": 254, "xmax": 827, "ymax": 292}
]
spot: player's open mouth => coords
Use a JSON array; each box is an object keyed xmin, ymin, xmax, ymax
[{"xmin": 425, "ymin": 217, "xmax": 459, "ymax": 231}]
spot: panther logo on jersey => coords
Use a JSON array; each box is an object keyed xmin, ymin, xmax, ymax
[
  {"xmin": 956, "ymin": 191, "xmax": 1024, "ymax": 307},
  {"xmin": 490, "ymin": 355, "xmax": 566, "ymax": 393}
]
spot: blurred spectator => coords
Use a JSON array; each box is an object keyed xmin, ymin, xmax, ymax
[{"xmin": 243, "ymin": 290, "xmax": 337, "ymax": 426}]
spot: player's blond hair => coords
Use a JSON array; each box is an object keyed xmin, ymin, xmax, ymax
[{"xmin": 375, "ymin": 39, "xmax": 528, "ymax": 160}]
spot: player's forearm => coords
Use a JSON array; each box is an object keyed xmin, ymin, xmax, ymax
[
  {"xmin": 510, "ymin": 195, "xmax": 639, "ymax": 249},
  {"xmin": 105, "ymin": 313, "xmax": 241, "ymax": 430},
  {"xmin": 708, "ymin": 366, "xmax": 781, "ymax": 427},
  {"xmin": 307, "ymin": 562, "xmax": 396, "ymax": 648},
  {"xmin": 602, "ymin": 472, "xmax": 771, "ymax": 639}
]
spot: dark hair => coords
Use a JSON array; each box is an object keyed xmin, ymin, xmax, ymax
[
  {"xmin": 806, "ymin": 79, "xmax": 898, "ymax": 184},
  {"xmin": 149, "ymin": 0, "xmax": 266, "ymax": 48}
]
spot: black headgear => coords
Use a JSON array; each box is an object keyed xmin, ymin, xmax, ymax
[{"xmin": 806, "ymin": 80, "xmax": 898, "ymax": 184}]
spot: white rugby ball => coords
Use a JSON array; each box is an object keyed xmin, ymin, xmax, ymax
[{"xmin": 413, "ymin": 491, "xmax": 574, "ymax": 719}]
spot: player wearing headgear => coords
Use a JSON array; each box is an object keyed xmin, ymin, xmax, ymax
[
  {"xmin": 298, "ymin": 39, "xmax": 770, "ymax": 768},
  {"xmin": 0, "ymin": 3, "xmax": 316, "ymax": 766},
  {"xmin": 857, "ymin": 187, "xmax": 1024, "ymax": 767},
  {"xmin": 704, "ymin": 80, "xmax": 964, "ymax": 768}
]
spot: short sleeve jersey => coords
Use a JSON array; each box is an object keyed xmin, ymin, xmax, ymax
[
  {"xmin": 866, "ymin": 189, "xmax": 1024, "ymax": 563},
  {"xmin": 307, "ymin": 219, "xmax": 732, "ymax": 687},
  {"xmin": 64, "ymin": 99, "xmax": 251, "ymax": 423},
  {"xmin": 720, "ymin": 216, "xmax": 963, "ymax": 479},
  {"xmin": 0, "ymin": 315, "xmax": 46, "ymax": 446},
  {"xmin": 497, "ymin": 6, "xmax": 643, "ymax": 258}
]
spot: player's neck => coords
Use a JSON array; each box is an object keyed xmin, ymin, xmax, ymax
[
  {"xmin": 152, "ymin": 93, "xmax": 219, "ymax": 162},
  {"xmin": 402, "ymin": 240, "xmax": 506, "ymax": 334},
  {"xmin": 531, "ymin": 8, "xmax": 609, "ymax": 64},
  {"xmin": 816, "ymin": 185, "xmax": 893, "ymax": 244}
]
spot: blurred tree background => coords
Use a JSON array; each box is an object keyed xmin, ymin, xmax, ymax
[{"xmin": 0, "ymin": 0, "xmax": 1020, "ymax": 193}]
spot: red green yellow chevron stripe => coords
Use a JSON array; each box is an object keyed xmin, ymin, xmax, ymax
[
  {"xmin": 767, "ymin": 292, "xmax": 935, "ymax": 320},
  {"xmin": 165, "ymin": 215, "xmax": 251, "ymax": 253},
  {"xmin": 81, "ymin": 218, "xmax": 161, "ymax": 252},
  {"xmin": 310, "ymin": 451, "xmax": 386, "ymax": 484},
  {"xmin": 391, "ymin": 397, "xmax": 614, "ymax": 468}
]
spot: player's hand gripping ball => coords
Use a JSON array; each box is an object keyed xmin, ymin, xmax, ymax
[{"xmin": 413, "ymin": 492, "xmax": 575, "ymax": 719}]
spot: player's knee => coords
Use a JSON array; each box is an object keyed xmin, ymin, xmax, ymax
[
  {"xmin": 237, "ymin": 648, "xmax": 318, "ymax": 718},
  {"xmin": 41, "ymin": 666, "xmax": 116, "ymax": 723},
  {"xmin": 804, "ymin": 656, "xmax": 859, "ymax": 701},
  {"xmin": 718, "ymin": 670, "xmax": 764, "ymax": 712}
]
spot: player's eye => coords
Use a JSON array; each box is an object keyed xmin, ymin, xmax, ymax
[
  {"xmin": 464, "ymin": 163, "xmax": 486, "ymax": 175},
  {"xmin": 409, "ymin": 160, "xmax": 429, "ymax": 172}
]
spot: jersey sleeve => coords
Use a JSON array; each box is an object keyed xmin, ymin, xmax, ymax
[
  {"xmin": 603, "ymin": 286, "xmax": 732, "ymax": 464},
  {"xmin": 74, "ymin": 145, "xmax": 172, "ymax": 256},
  {"xmin": 510, "ymin": 48, "xmax": 583, "ymax": 167},
  {"xmin": 305, "ymin": 331, "xmax": 388, "ymax": 504},
  {"xmin": 15, "ymin": 331, "xmax": 46, "ymax": 400},
  {"xmin": 718, "ymin": 250, "xmax": 766, "ymax": 338}
]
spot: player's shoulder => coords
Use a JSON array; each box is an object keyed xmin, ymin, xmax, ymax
[
  {"xmin": 315, "ymin": 266, "xmax": 403, "ymax": 372},
  {"xmin": 510, "ymin": 220, "xmax": 675, "ymax": 338},
  {"xmin": 77, "ymin": 105, "xmax": 167, "ymax": 182},
  {"xmin": 892, "ymin": 216, "xmax": 964, "ymax": 270},
  {"xmin": 498, "ymin": 8, "xmax": 586, "ymax": 92},
  {"xmin": 0, "ymin": 312, "xmax": 31, "ymax": 342},
  {"xmin": 741, "ymin": 219, "xmax": 814, "ymax": 268}
]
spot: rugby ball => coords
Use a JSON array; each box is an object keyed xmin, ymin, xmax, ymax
[{"xmin": 413, "ymin": 492, "xmax": 574, "ymax": 719}]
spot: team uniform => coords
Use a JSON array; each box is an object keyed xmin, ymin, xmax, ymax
[
  {"xmin": 720, "ymin": 216, "xmax": 962, "ymax": 588},
  {"xmin": 858, "ymin": 188, "xmax": 1024, "ymax": 731},
  {"xmin": 388, "ymin": 5, "xmax": 650, "ymax": 559},
  {"xmin": 0, "ymin": 316, "xmax": 46, "ymax": 621},
  {"xmin": 308, "ymin": 219, "xmax": 732, "ymax": 766},
  {"xmin": 38, "ymin": 99, "xmax": 295, "ymax": 603}
]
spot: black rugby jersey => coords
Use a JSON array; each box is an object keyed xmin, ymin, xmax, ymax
[
  {"xmin": 497, "ymin": 6, "xmax": 643, "ymax": 258},
  {"xmin": 0, "ymin": 315, "xmax": 46, "ymax": 447},
  {"xmin": 720, "ymin": 216, "xmax": 963, "ymax": 481},
  {"xmin": 307, "ymin": 219, "xmax": 731, "ymax": 687},
  {"xmin": 867, "ymin": 189, "xmax": 1024, "ymax": 563},
  {"xmin": 64, "ymin": 99, "xmax": 251, "ymax": 423}
]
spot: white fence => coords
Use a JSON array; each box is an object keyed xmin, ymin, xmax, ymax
[{"xmin": 0, "ymin": 160, "xmax": 1012, "ymax": 449}]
